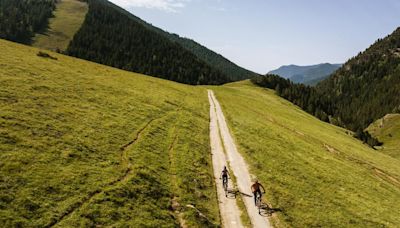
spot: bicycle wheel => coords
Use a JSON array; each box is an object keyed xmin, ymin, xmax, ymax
[
  {"xmin": 256, "ymin": 193, "xmax": 262, "ymax": 213},
  {"xmin": 223, "ymin": 180, "xmax": 228, "ymax": 196}
]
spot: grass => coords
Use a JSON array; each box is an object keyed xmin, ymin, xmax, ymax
[
  {"xmin": 367, "ymin": 114, "xmax": 400, "ymax": 160},
  {"xmin": 211, "ymin": 81, "xmax": 400, "ymax": 227},
  {"xmin": 32, "ymin": 0, "xmax": 88, "ymax": 51},
  {"xmin": 0, "ymin": 39, "xmax": 219, "ymax": 227},
  {"xmin": 3, "ymin": 36, "xmax": 400, "ymax": 227}
]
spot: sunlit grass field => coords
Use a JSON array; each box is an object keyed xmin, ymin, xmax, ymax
[
  {"xmin": 0, "ymin": 39, "xmax": 219, "ymax": 227},
  {"xmin": 367, "ymin": 114, "xmax": 400, "ymax": 160},
  {"xmin": 211, "ymin": 81, "xmax": 400, "ymax": 227},
  {"xmin": 32, "ymin": 0, "xmax": 88, "ymax": 52},
  {"xmin": 2, "ymin": 35, "xmax": 400, "ymax": 227}
]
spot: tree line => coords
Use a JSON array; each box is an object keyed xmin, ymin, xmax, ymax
[
  {"xmin": 66, "ymin": 0, "xmax": 231, "ymax": 85},
  {"xmin": 317, "ymin": 27, "xmax": 400, "ymax": 132},
  {"xmin": 252, "ymin": 28, "xmax": 400, "ymax": 148},
  {"xmin": 251, "ymin": 74, "xmax": 383, "ymax": 147},
  {"xmin": 0, "ymin": 0, "xmax": 56, "ymax": 44}
]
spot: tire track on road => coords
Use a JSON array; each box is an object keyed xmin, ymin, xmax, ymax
[
  {"xmin": 209, "ymin": 90, "xmax": 244, "ymax": 228},
  {"xmin": 209, "ymin": 90, "xmax": 272, "ymax": 228}
]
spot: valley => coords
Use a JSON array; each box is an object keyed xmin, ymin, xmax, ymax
[
  {"xmin": 1, "ymin": 39, "xmax": 399, "ymax": 227},
  {"xmin": 0, "ymin": 0, "xmax": 399, "ymax": 227}
]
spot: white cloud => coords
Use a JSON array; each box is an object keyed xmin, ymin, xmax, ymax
[{"xmin": 109, "ymin": 0, "xmax": 190, "ymax": 12}]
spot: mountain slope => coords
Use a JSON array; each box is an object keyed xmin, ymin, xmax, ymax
[
  {"xmin": 161, "ymin": 34, "xmax": 257, "ymax": 81},
  {"xmin": 316, "ymin": 27, "xmax": 400, "ymax": 131},
  {"xmin": 367, "ymin": 114, "xmax": 400, "ymax": 159},
  {"xmin": 0, "ymin": 39, "xmax": 220, "ymax": 227},
  {"xmin": 32, "ymin": 0, "xmax": 88, "ymax": 52},
  {"xmin": 101, "ymin": 2, "xmax": 257, "ymax": 81},
  {"xmin": 1, "ymin": 0, "xmax": 253, "ymax": 85},
  {"xmin": 212, "ymin": 81, "xmax": 400, "ymax": 227},
  {"xmin": 66, "ymin": 0, "xmax": 229, "ymax": 85},
  {"xmin": 269, "ymin": 63, "xmax": 341, "ymax": 85},
  {"xmin": 0, "ymin": 0, "xmax": 56, "ymax": 44}
]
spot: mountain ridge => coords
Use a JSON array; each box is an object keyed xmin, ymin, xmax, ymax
[
  {"xmin": 252, "ymin": 27, "xmax": 400, "ymax": 147},
  {"xmin": 269, "ymin": 63, "xmax": 341, "ymax": 85},
  {"xmin": 316, "ymin": 27, "xmax": 400, "ymax": 130},
  {"xmin": 0, "ymin": 0, "xmax": 256, "ymax": 84}
]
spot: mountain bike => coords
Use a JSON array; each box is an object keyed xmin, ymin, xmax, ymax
[
  {"xmin": 221, "ymin": 177, "xmax": 230, "ymax": 197},
  {"xmin": 255, "ymin": 191, "xmax": 265, "ymax": 214}
]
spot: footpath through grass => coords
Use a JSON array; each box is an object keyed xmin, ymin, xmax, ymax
[
  {"xmin": 211, "ymin": 81, "xmax": 400, "ymax": 227},
  {"xmin": 367, "ymin": 114, "xmax": 400, "ymax": 160},
  {"xmin": 32, "ymin": 0, "xmax": 88, "ymax": 52},
  {"xmin": 0, "ymin": 39, "xmax": 219, "ymax": 227}
]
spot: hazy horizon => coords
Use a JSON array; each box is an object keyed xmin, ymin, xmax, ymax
[{"xmin": 109, "ymin": 0, "xmax": 400, "ymax": 73}]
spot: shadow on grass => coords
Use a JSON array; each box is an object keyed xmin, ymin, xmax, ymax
[
  {"xmin": 225, "ymin": 189, "xmax": 282, "ymax": 217},
  {"xmin": 259, "ymin": 203, "xmax": 282, "ymax": 217}
]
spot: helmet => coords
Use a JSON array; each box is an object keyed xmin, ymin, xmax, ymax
[{"xmin": 250, "ymin": 174, "xmax": 258, "ymax": 183}]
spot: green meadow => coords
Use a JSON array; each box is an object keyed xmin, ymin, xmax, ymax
[
  {"xmin": 0, "ymin": 39, "xmax": 219, "ymax": 227},
  {"xmin": 211, "ymin": 81, "xmax": 400, "ymax": 227},
  {"xmin": 32, "ymin": 0, "xmax": 88, "ymax": 52},
  {"xmin": 2, "ymin": 37, "xmax": 400, "ymax": 227},
  {"xmin": 367, "ymin": 114, "xmax": 400, "ymax": 160}
]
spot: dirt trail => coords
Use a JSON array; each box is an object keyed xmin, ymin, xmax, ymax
[
  {"xmin": 208, "ymin": 91, "xmax": 244, "ymax": 228},
  {"xmin": 208, "ymin": 90, "xmax": 272, "ymax": 228}
]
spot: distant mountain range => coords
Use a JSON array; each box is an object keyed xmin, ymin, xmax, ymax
[{"xmin": 268, "ymin": 63, "xmax": 342, "ymax": 85}]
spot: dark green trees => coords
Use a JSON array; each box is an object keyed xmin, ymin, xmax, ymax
[
  {"xmin": 317, "ymin": 27, "xmax": 400, "ymax": 132},
  {"xmin": 0, "ymin": 0, "xmax": 56, "ymax": 44},
  {"xmin": 66, "ymin": 0, "xmax": 231, "ymax": 85},
  {"xmin": 252, "ymin": 28, "xmax": 400, "ymax": 148},
  {"xmin": 251, "ymin": 74, "xmax": 382, "ymax": 147}
]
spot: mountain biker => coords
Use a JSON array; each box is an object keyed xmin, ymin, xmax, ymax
[
  {"xmin": 220, "ymin": 166, "xmax": 229, "ymax": 185},
  {"xmin": 251, "ymin": 180, "xmax": 266, "ymax": 206}
]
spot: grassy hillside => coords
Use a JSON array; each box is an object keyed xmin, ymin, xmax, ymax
[
  {"xmin": 211, "ymin": 81, "xmax": 400, "ymax": 227},
  {"xmin": 32, "ymin": 0, "xmax": 88, "ymax": 52},
  {"xmin": 367, "ymin": 114, "xmax": 400, "ymax": 159},
  {"xmin": 0, "ymin": 39, "xmax": 219, "ymax": 227}
]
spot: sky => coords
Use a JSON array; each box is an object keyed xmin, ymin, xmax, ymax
[{"xmin": 109, "ymin": 0, "xmax": 400, "ymax": 73}]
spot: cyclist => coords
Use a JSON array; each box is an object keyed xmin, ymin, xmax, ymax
[
  {"xmin": 251, "ymin": 180, "xmax": 266, "ymax": 206},
  {"xmin": 220, "ymin": 166, "xmax": 229, "ymax": 186}
]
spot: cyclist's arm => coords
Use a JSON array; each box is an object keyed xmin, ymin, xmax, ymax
[{"xmin": 260, "ymin": 184, "xmax": 266, "ymax": 192}]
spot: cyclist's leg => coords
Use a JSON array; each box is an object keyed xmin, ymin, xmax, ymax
[
  {"xmin": 257, "ymin": 189, "xmax": 262, "ymax": 202},
  {"xmin": 253, "ymin": 191, "xmax": 257, "ymax": 205}
]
